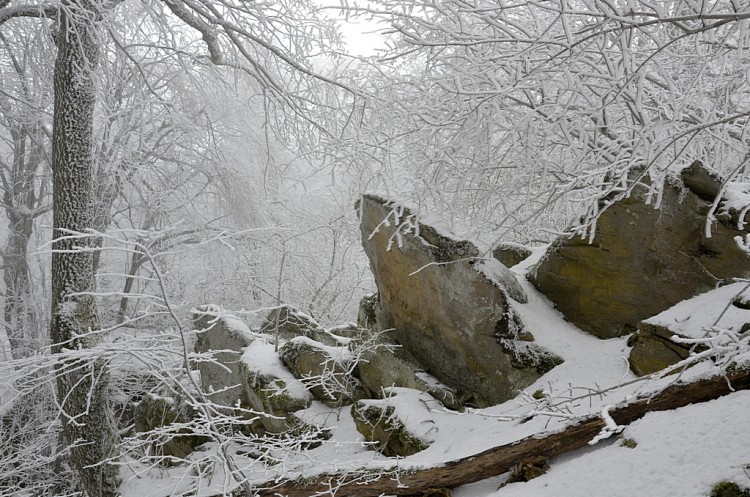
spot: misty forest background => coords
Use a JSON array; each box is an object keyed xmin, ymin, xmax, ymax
[{"xmin": 0, "ymin": 0, "xmax": 749, "ymax": 496}]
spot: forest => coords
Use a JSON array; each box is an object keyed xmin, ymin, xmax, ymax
[{"xmin": 0, "ymin": 0, "xmax": 749, "ymax": 496}]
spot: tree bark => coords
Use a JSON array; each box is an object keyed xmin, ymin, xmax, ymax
[
  {"xmin": 248, "ymin": 370, "xmax": 750, "ymax": 497},
  {"xmin": 51, "ymin": 1, "xmax": 119, "ymax": 495}
]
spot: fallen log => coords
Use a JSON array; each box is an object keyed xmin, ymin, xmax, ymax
[{"xmin": 248, "ymin": 369, "xmax": 750, "ymax": 497}]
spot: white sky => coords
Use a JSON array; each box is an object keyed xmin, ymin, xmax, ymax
[{"xmin": 338, "ymin": 16, "xmax": 389, "ymax": 56}]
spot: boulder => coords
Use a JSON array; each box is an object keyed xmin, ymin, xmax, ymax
[
  {"xmin": 133, "ymin": 393, "xmax": 207, "ymax": 461},
  {"xmin": 629, "ymin": 282, "xmax": 750, "ymax": 376},
  {"xmin": 279, "ymin": 336, "xmax": 365, "ymax": 406},
  {"xmin": 193, "ymin": 306, "xmax": 254, "ymax": 408},
  {"xmin": 259, "ymin": 305, "xmax": 340, "ymax": 347},
  {"xmin": 492, "ymin": 242, "xmax": 533, "ymax": 268},
  {"xmin": 358, "ymin": 194, "xmax": 561, "ymax": 407},
  {"xmin": 355, "ymin": 344, "xmax": 461, "ymax": 410},
  {"xmin": 529, "ymin": 162, "xmax": 750, "ymax": 339},
  {"xmin": 351, "ymin": 388, "xmax": 435, "ymax": 457},
  {"xmin": 627, "ymin": 322, "xmax": 693, "ymax": 376},
  {"xmin": 241, "ymin": 340, "xmax": 313, "ymax": 433},
  {"xmin": 193, "ymin": 307, "xmax": 312, "ymax": 434}
]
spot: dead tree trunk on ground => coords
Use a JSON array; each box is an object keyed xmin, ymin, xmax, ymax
[{"xmin": 248, "ymin": 369, "xmax": 750, "ymax": 497}]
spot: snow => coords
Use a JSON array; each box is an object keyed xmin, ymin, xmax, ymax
[
  {"xmin": 466, "ymin": 391, "xmax": 750, "ymax": 497},
  {"xmin": 240, "ymin": 338, "xmax": 311, "ymax": 401},
  {"xmin": 120, "ymin": 269, "xmax": 750, "ymax": 497},
  {"xmin": 644, "ymin": 282, "xmax": 750, "ymax": 339},
  {"xmin": 721, "ymin": 183, "xmax": 750, "ymax": 229}
]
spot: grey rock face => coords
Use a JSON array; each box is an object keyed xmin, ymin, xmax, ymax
[
  {"xmin": 193, "ymin": 308, "xmax": 312, "ymax": 434},
  {"xmin": 193, "ymin": 307, "xmax": 254, "ymax": 408},
  {"xmin": 358, "ymin": 194, "xmax": 561, "ymax": 407},
  {"xmin": 529, "ymin": 162, "xmax": 750, "ymax": 339}
]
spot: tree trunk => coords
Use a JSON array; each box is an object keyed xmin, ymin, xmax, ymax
[
  {"xmin": 51, "ymin": 1, "xmax": 119, "ymax": 495},
  {"xmin": 248, "ymin": 370, "xmax": 750, "ymax": 497}
]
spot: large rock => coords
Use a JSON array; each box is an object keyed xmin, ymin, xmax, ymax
[
  {"xmin": 239, "ymin": 340, "xmax": 313, "ymax": 433},
  {"xmin": 259, "ymin": 305, "xmax": 340, "ymax": 347},
  {"xmin": 492, "ymin": 242, "xmax": 533, "ymax": 268},
  {"xmin": 629, "ymin": 282, "xmax": 750, "ymax": 375},
  {"xmin": 351, "ymin": 388, "xmax": 436, "ymax": 457},
  {"xmin": 529, "ymin": 162, "xmax": 750, "ymax": 339},
  {"xmin": 358, "ymin": 194, "xmax": 561, "ymax": 407},
  {"xmin": 193, "ymin": 307, "xmax": 312, "ymax": 434},
  {"xmin": 279, "ymin": 336, "xmax": 365, "ymax": 406},
  {"xmin": 355, "ymin": 343, "xmax": 461, "ymax": 410},
  {"xmin": 193, "ymin": 306, "xmax": 254, "ymax": 408}
]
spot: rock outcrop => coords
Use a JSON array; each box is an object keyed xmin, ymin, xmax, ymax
[
  {"xmin": 240, "ymin": 341, "xmax": 313, "ymax": 433},
  {"xmin": 194, "ymin": 307, "xmax": 255, "ymax": 408},
  {"xmin": 351, "ymin": 388, "xmax": 435, "ymax": 457},
  {"xmin": 628, "ymin": 281, "xmax": 750, "ymax": 375},
  {"xmin": 355, "ymin": 343, "xmax": 461, "ymax": 410},
  {"xmin": 529, "ymin": 162, "xmax": 750, "ymax": 339},
  {"xmin": 193, "ymin": 308, "xmax": 312, "ymax": 433},
  {"xmin": 279, "ymin": 336, "xmax": 365, "ymax": 406},
  {"xmin": 358, "ymin": 194, "xmax": 562, "ymax": 407}
]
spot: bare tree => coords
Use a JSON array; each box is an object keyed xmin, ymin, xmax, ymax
[
  {"xmin": 0, "ymin": 26, "xmax": 52, "ymax": 359},
  {"xmin": 339, "ymin": 0, "xmax": 750, "ymax": 242},
  {"xmin": 0, "ymin": 0, "xmax": 355, "ymax": 494}
]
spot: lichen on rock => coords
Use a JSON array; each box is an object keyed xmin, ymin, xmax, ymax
[{"xmin": 529, "ymin": 161, "xmax": 750, "ymax": 339}]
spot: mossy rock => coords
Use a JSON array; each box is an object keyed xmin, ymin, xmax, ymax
[
  {"xmin": 241, "ymin": 362, "xmax": 312, "ymax": 434},
  {"xmin": 280, "ymin": 338, "xmax": 365, "ymax": 406},
  {"xmin": 351, "ymin": 402, "xmax": 430, "ymax": 457},
  {"xmin": 711, "ymin": 481, "xmax": 750, "ymax": 497},
  {"xmin": 628, "ymin": 322, "xmax": 695, "ymax": 376},
  {"xmin": 134, "ymin": 394, "xmax": 208, "ymax": 462}
]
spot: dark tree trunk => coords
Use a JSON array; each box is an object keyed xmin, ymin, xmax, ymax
[{"xmin": 51, "ymin": 1, "xmax": 119, "ymax": 495}]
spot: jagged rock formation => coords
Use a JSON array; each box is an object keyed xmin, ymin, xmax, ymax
[
  {"xmin": 355, "ymin": 343, "xmax": 461, "ymax": 410},
  {"xmin": 193, "ymin": 307, "xmax": 312, "ymax": 433},
  {"xmin": 358, "ymin": 194, "xmax": 562, "ymax": 407},
  {"xmin": 529, "ymin": 161, "xmax": 750, "ymax": 339}
]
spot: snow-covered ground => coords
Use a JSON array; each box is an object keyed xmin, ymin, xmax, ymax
[{"xmin": 119, "ymin": 256, "xmax": 750, "ymax": 497}]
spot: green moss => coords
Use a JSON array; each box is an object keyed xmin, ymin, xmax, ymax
[
  {"xmin": 620, "ymin": 438, "xmax": 637, "ymax": 449},
  {"xmin": 352, "ymin": 403, "xmax": 429, "ymax": 457},
  {"xmin": 710, "ymin": 481, "xmax": 750, "ymax": 497}
]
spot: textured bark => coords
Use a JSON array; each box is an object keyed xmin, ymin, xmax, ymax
[
  {"xmin": 51, "ymin": 1, "xmax": 120, "ymax": 495},
  {"xmin": 246, "ymin": 370, "xmax": 750, "ymax": 497}
]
